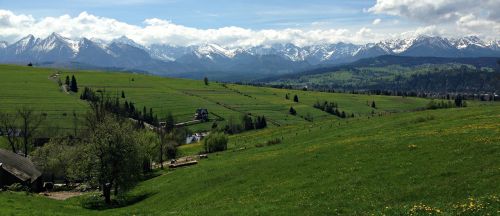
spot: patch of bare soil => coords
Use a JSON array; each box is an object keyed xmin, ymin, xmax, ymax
[{"xmin": 41, "ymin": 191, "xmax": 84, "ymax": 200}]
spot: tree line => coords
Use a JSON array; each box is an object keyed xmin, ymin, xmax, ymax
[{"xmin": 313, "ymin": 100, "xmax": 353, "ymax": 118}]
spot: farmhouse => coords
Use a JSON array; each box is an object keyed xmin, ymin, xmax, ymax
[
  {"xmin": 0, "ymin": 149, "xmax": 42, "ymax": 191},
  {"xmin": 194, "ymin": 108, "xmax": 209, "ymax": 121}
]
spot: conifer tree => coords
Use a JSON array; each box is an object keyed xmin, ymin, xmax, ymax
[
  {"xmin": 65, "ymin": 76, "xmax": 70, "ymax": 86},
  {"xmin": 293, "ymin": 95, "xmax": 299, "ymax": 102},
  {"xmin": 70, "ymin": 75, "xmax": 78, "ymax": 92}
]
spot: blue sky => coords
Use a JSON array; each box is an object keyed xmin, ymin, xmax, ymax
[
  {"xmin": 2, "ymin": 0, "xmax": 383, "ymax": 29},
  {"xmin": 0, "ymin": 0, "xmax": 498, "ymax": 46}
]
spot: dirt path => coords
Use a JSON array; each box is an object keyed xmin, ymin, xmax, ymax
[{"xmin": 41, "ymin": 191, "xmax": 84, "ymax": 200}]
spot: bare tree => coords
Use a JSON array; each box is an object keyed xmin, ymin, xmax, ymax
[
  {"xmin": 0, "ymin": 112, "xmax": 19, "ymax": 153},
  {"xmin": 156, "ymin": 128, "xmax": 167, "ymax": 170},
  {"xmin": 17, "ymin": 107, "xmax": 45, "ymax": 157}
]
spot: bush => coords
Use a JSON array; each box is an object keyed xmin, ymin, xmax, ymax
[
  {"xmin": 204, "ymin": 133, "xmax": 228, "ymax": 153},
  {"xmin": 5, "ymin": 183, "xmax": 29, "ymax": 192},
  {"xmin": 266, "ymin": 138, "xmax": 282, "ymax": 146}
]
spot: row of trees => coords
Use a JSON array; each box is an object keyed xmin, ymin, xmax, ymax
[
  {"xmin": 80, "ymin": 87, "xmax": 159, "ymax": 126},
  {"xmin": 221, "ymin": 114, "xmax": 268, "ymax": 135},
  {"xmin": 285, "ymin": 93, "xmax": 299, "ymax": 102},
  {"xmin": 312, "ymin": 100, "xmax": 351, "ymax": 118},
  {"xmin": 64, "ymin": 75, "xmax": 78, "ymax": 92}
]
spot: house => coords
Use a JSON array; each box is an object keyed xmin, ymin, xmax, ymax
[
  {"xmin": 185, "ymin": 132, "xmax": 210, "ymax": 144},
  {"xmin": 194, "ymin": 108, "xmax": 209, "ymax": 121},
  {"xmin": 0, "ymin": 149, "xmax": 42, "ymax": 191}
]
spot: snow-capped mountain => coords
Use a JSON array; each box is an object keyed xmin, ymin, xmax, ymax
[
  {"xmin": 0, "ymin": 33, "xmax": 498, "ymax": 80},
  {"xmin": 0, "ymin": 41, "xmax": 8, "ymax": 49}
]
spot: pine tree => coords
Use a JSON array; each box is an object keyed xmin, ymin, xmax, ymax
[
  {"xmin": 289, "ymin": 107, "xmax": 297, "ymax": 115},
  {"xmin": 285, "ymin": 94, "xmax": 290, "ymax": 100},
  {"xmin": 242, "ymin": 115, "xmax": 254, "ymax": 131},
  {"xmin": 121, "ymin": 90, "xmax": 125, "ymax": 98},
  {"xmin": 65, "ymin": 76, "xmax": 70, "ymax": 86},
  {"xmin": 165, "ymin": 112, "xmax": 175, "ymax": 132},
  {"xmin": 371, "ymin": 101, "xmax": 376, "ymax": 109},
  {"xmin": 204, "ymin": 77, "xmax": 209, "ymax": 85},
  {"xmin": 293, "ymin": 95, "xmax": 299, "ymax": 102},
  {"xmin": 70, "ymin": 75, "xmax": 78, "ymax": 92}
]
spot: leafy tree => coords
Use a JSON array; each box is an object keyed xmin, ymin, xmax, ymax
[
  {"xmin": 203, "ymin": 133, "xmax": 228, "ymax": 153},
  {"xmin": 76, "ymin": 114, "xmax": 143, "ymax": 204},
  {"xmin": 289, "ymin": 106, "xmax": 297, "ymax": 115},
  {"xmin": 293, "ymin": 95, "xmax": 299, "ymax": 102},
  {"xmin": 70, "ymin": 75, "xmax": 78, "ymax": 92},
  {"xmin": 204, "ymin": 77, "xmax": 209, "ymax": 85}
]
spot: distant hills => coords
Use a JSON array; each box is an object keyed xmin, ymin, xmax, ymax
[
  {"xmin": 0, "ymin": 33, "xmax": 499, "ymax": 81},
  {"xmin": 259, "ymin": 55, "xmax": 500, "ymax": 94}
]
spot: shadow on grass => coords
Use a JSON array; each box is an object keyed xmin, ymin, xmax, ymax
[{"xmin": 81, "ymin": 191, "xmax": 157, "ymax": 210}]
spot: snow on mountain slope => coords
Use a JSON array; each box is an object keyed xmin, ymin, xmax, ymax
[{"xmin": 0, "ymin": 41, "xmax": 8, "ymax": 49}]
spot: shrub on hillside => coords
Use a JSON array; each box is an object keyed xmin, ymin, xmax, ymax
[{"xmin": 203, "ymin": 133, "xmax": 228, "ymax": 153}]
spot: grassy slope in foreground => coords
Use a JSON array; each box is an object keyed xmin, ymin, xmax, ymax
[{"xmin": 0, "ymin": 103, "xmax": 499, "ymax": 215}]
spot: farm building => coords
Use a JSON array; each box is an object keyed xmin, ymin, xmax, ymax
[
  {"xmin": 194, "ymin": 108, "xmax": 209, "ymax": 121},
  {"xmin": 0, "ymin": 149, "xmax": 42, "ymax": 191}
]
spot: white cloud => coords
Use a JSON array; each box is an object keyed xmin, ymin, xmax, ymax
[
  {"xmin": 0, "ymin": 9, "xmax": 390, "ymax": 47},
  {"xmin": 0, "ymin": 7, "xmax": 497, "ymax": 48},
  {"xmin": 372, "ymin": 18, "xmax": 381, "ymax": 25},
  {"xmin": 368, "ymin": 0, "xmax": 500, "ymax": 39}
]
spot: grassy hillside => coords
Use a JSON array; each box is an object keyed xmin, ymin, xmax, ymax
[
  {"xmin": 0, "ymin": 64, "xmax": 498, "ymax": 215},
  {"xmin": 1, "ymin": 104, "xmax": 499, "ymax": 215},
  {"xmin": 0, "ymin": 64, "xmax": 429, "ymax": 134}
]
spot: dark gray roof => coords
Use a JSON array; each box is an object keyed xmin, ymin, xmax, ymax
[{"xmin": 0, "ymin": 149, "xmax": 41, "ymax": 183}]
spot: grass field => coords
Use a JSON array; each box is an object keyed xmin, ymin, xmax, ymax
[
  {"xmin": 0, "ymin": 65, "xmax": 498, "ymax": 215},
  {"xmin": 0, "ymin": 64, "xmax": 430, "ymax": 133}
]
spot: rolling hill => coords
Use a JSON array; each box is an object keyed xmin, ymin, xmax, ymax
[{"xmin": 0, "ymin": 65, "xmax": 499, "ymax": 215}]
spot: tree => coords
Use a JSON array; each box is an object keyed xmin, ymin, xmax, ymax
[
  {"xmin": 70, "ymin": 75, "xmax": 78, "ymax": 92},
  {"xmin": 164, "ymin": 112, "xmax": 175, "ymax": 132},
  {"xmin": 84, "ymin": 116, "xmax": 142, "ymax": 203},
  {"xmin": 204, "ymin": 77, "xmax": 209, "ymax": 85},
  {"xmin": 371, "ymin": 101, "xmax": 376, "ymax": 109},
  {"xmin": 156, "ymin": 128, "xmax": 168, "ymax": 170},
  {"xmin": 293, "ymin": 95, "xmax": 299, "ymax": 102},
  {"xmin": 0, "ymin": 112, "xmax": 19, "ymax": 153},
  {"xmin": 27, "ymin": 62, "xmax": 33, "ymax": 67},
  {"xmin": 289, "ymin": 107, "xmax": 297, "ymax": 115},
  {"xmin": 17, "ymin": 107, "xmax": 45, "ymax": 157},
  {"xmin": 121, "ymin": 90, "xmax": 125, "ymax": 98},
  {"xmin": 65, "ymin": 76, "xmax": 70, "ymax": 87},
  {"xmin": 285, "ymin": 94, "xmax": 289, "ymax": 100},
  {"xmin": 242, "ymin": 114, "xmax": 254, "ymax": 131},
  {"xmin": 204, "ymin": 133, "xmax": 228, "ymax": 153}
]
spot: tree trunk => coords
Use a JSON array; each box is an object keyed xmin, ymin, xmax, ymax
[
  {"xmin": 103, "ymin": 183, "xmax": 111, "ymax": 204},
  {"xmin": 160, "ymin": 144, "xmax": 164, "ymax": 170},
  {"xmin": 114, "ymin": 184, "xmax": 118, "ymax": 196}
]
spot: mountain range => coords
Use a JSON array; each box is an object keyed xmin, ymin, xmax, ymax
[{"xmin": 0, "ymin": 33, "xmax": 499, "ymax": 81}]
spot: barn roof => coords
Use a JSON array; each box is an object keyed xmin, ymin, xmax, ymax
[{"xmin": 0, "ymin": 149, "xmax": 41, "ymax": 183}]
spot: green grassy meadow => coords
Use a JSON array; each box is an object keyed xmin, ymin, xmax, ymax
[{"xmin": 0, "ymin": 64, "xmax": 499, "ymax": 215}]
